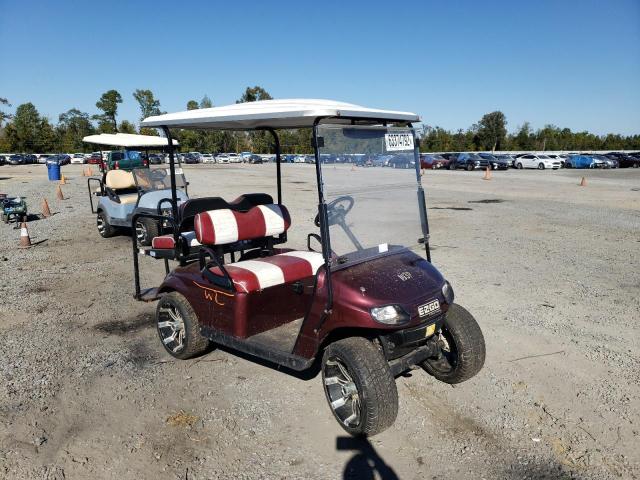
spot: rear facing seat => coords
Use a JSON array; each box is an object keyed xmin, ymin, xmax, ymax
[
  {"xmin": 194, "ymin": 204, "xmax": 324, "ymax": 292},
  {"xmin": 105, "ymin": 170, "xmax": 138, "ymax": 204}
]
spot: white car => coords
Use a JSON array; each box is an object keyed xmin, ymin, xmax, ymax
[
  {"xmin": 201, "ymin": 153, "xmax": 216, "ymax": 164},
  {"xmin": 227, "ymin": 153, "xmax": 242, "ymax": 163},
  {"xmin": 71, "ymin": 153, "xmax": 86, "ymax": 164},
  {"xmin": 514, "ymin": 154, "xmax": 561, "ymax": 170},
  {"xmin": 293, "ymin": 155, "xmax": 306, "ymax": 163},
  {"xmin": 215, "ymin": 154, "xmax": 229, "ymax": 163}
]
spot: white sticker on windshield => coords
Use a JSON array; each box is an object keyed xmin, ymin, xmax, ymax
[{"xmin": 384, "ymin": 133, "xmax": 414, "ymax": 152}]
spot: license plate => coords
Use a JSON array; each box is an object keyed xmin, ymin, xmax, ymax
[
  {"xmin": 385, "ymin": 133, "xmax": 414, "ymax": 152},
  {"xmin": 418, "ymin": 299, "xmax": 440, "ymax": 317}
]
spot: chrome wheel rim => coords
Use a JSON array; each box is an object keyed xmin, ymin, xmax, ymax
[
  {"xmin": 157, "ymin": 304, "xmax": 186, "ymax": 353},
  {"xmin": 135, "ymin": 221, "xmax": 147, "ymax": 243},
  {"xmin": 97, "ymin": 215, "xmax": 105, "ymax": 234},
  {"xmin": 323, "ymin": 357, "xmax": 361, "ymax": 428}
]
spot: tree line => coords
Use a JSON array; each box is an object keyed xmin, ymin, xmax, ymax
[
  {"xmin": 420, "ymin": 111, "xmax": 640, "ymax": 152},
  {"xmin": 1, "ymin": 93, "xmax": 638, "ymax": 154}
]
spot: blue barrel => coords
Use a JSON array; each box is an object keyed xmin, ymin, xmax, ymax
[{"xmin": 47, "ymin": 162, "xmax": 61, "ymax": 181}]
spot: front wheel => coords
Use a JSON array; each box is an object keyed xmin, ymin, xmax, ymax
[
  {"xmin": 516, "ymin": 162, "xmax": 523, "ymax": 169},
  {"xmin": 421, "ymin": 304, "xmax": 485, "ymax": 384},
  {"xmin": 322, "ymin": 337, "xmax": 398, "ymax": 437},
  {"xmin": 538, "ymin": 163, "xmax": 545, "ymax": 170},
  {"xmin": 466, "ymin": 163, "xmax": 474, "ymax": 171}
]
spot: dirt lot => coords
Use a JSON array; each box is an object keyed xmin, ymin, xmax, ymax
[{"xmin": 0, "ymin": 163, "xmax": 638, "ymax": 479}]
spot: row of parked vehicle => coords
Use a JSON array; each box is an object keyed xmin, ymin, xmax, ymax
[{"xmin": 420, "ymin": 151, "xmax": 640, "ymax": 170}]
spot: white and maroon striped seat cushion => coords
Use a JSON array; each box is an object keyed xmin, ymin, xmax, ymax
[
  {"xmin": 194, "ymin": 204, "xmax": 291, "ymax": 246},
  {"xmin": 151, "ymin": 231, "xmax": 201, "ymax": 249},
  {"xmin": 210, "ymin": 251, "xmax": 324, "ymax": 293}
]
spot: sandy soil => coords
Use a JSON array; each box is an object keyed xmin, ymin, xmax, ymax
[{"xmin": 0, "ymin": 163, "xmax": 638, "ymax": 479}]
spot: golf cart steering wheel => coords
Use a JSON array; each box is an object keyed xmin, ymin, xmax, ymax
[{"xmin": 314, "ymin": 195, "xmax": 355, "ymax": 227}]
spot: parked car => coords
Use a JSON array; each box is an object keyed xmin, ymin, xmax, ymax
[
  {"xmin": 105, "ymin": 150, "xmax": 148, "ymax": 171},
  {"xmin": 215, "ymin": 154, "xmax": 229, "ymax": 163},
  {"xmin": 478, "ymin": 153, "xmax": 509, "ymax": 170},
  {"xmin": 565, "ymin": 155, "xmax": 601, "ymax": 169},
  {"xmin": 201, "ymin": 153, "xmax": 216, "ymax": 164},
  {"xmin": 71, "ymin": 153, "xmax": 86, "ymax": 164},
  {"xmin": 494, "ymin": 154, "xmax": 516, "ymax": 168},
  {"xmin": 605, "ymin": 152, "xmax": 639, "ymax": 168},
  {"xmin": 419, "ymin": 153, "xmax": 449, "ymax": 169},
  {"xmin": 8, "ymin": 154, "xmax": 24, "ymax": 165},
  {"xmin": 0, "ymin": 155, "xmax": 6, "ymax": 166},
  {"xmin": 448, "ymin": 153, "xmax": 487, "ymax": 171},
  {"xmin": 247, "ymin": 154, "xmax": 263, "ymax": 164},
  {"xmin": 183, "ymin": 153, "xmax": 200, "ymax": 164},
  {"xmin": 148, "ymin": 153, "xmax": 164, "ymax": 164},
  {"xmin": 594, "ymin": 154, "xmax": 617, "ymax": 168},
  {"xmin": 387, "ymin": 153, "xmax": 415, "ymax": 169},
  {"xmin": 227, "ymin": 153, "xmax": 242, "ymax": 163},
  {"xmin": 239, "ymin": 152, "xmax": 253, "ymax": 162},
  {"xmin": 513, "ymin": 154, "xmax": 561, "ymax": 170},
  {"xmin": 87, "ymin": 152, "xmax": 104, "ymax": 165}
]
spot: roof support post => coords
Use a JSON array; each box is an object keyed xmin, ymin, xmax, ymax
[
  {"xmin": 263, "ymin": 128, "xmax": 282, "ymax": 204},
  {"xmin": 161, "ymin": 126, "xmax": 179, "ymax": 228}
]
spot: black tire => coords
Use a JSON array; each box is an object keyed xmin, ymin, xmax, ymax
[
  {"xmin": 465, "ymin": 163, "xmax": 474, "ymax": 171},
  {"xmin": 448, "ymin": 162, "xmax": 456, "ymax": 171},
  {"xmin": 96, "ymin": 211, "xmax": 116, "ymax": 238},
  {"xmin": 421, "ymin": 304, "xmax": 485, "ymax": 384},
  {"xmin": 156, "ymin": 291, "xmax": 209, "ymax": 360},
  {"xmin": 516, "ymin": 162, "xmax": 523, "ymax": 169},
  {"xmin": 136, "ymin": 218, "xmax": 159, "ymax": 246},
  {"xmin": 633, "ymin": 162, "xmax": 639, "ymax": 168},
  {"xmin": 538, "ymin": 163, "xmax": 545, "ymax": 170},
  {"xmin": 322, "ymin": 337, "xmax": 398, "ymax": 437}
]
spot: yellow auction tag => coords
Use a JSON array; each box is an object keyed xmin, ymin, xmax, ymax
[{"xmin": 425, "ymin": 324, "xmax": 436, "ymax": 337}]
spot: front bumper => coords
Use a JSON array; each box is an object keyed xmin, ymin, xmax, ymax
[{"xmin": 379, "ymin": 315, "xmax": 445, "ymax": 362}]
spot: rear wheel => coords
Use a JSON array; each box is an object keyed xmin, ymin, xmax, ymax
[
  {"xmin": 97, "ymin": 211, "xmax": 116, "ymax": 238},
  {"xmin": 156, "ymin": 292, "xmax": 209, "ymax": 360},
  {"xmin": 466, "ymin": 163, "xmax": 474, "ymax": 171},
  {"xmin": 421, "ymin": 304, "xmax": 485, "ymax": 384},
  {"xmin": 538, "ymin": 163, "xmax": 545, "ymax": 170},
  {"xmin": 633, "ymin": 162, "xmax": 639, "ymax": 168},
  {"xmin": 448, "ymin": 162, "xmax": 456, "ymax": 170},
  {"xmin": 322, "ymin": 337, "xmax": 398, "ymax": 437},
  {"xmin": 135, "ymin": 218, "xmax": 159, "ymax": 246},
  {"xmin": 516, "ymin": 162, "xmax": 523, "ymax": 169}
]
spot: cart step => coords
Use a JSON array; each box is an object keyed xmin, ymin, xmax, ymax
[{"xmin": 137, "ymin": 287, "xmax": 161, "ymax": 302}]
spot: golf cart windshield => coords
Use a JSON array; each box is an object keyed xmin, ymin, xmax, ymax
[
  {"xmin": 317, "ymin": 124, "xmax": 422, "ymax": 267},
  {"xmin": 132, "ymin": 166, "xmax": 186, "ymax": 193}
]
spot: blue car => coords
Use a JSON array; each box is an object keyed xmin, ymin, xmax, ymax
[{"xmin": 565, "ymin": 155, "xmax": 606, "ymax": 169}]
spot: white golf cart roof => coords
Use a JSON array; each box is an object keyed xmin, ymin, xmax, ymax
[
  {"xmin": 82, "ymin": 133, "xmax": 179, "ymax": 147},
  {"xmin": 140, "ymin": 99, "xmax": 420, "ymax": 130}
]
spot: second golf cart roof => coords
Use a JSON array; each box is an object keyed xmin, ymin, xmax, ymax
[
  {"xmin": 140, "ymin": 99, "xmax": 420, "ymax": 130},
  {"xmin": 82, "ymin": 133, "xmax": 179, "ymax": 148}
]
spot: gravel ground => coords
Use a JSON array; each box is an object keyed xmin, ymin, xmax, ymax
[{"xmin": 0, "ymin": 163, "xmax": 638, "ymax": 479}]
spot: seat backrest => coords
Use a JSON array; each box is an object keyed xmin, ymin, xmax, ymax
[
  {"xmin": 105, "ymin": 170, "xmax": 136, "ymax": 190},
  {"xmin": 195, "ymin": 204, "xmax": 290, "ymax": 245},
  {"xmin": 178, "ymin": 193, "xmax": 274, "ymax": 232}
]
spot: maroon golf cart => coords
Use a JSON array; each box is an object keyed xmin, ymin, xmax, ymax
[{"xmin": 133, "ymin": 99, "xmax": 485, "ymax": 436}]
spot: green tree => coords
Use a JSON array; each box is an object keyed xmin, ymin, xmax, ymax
[
  {"xmin": 477, "ymin": 111, "xmax": 507, "ymax": 151},
  {"xmin": 236, "ymin": 86, "xmax": 272, "ymax": 103},
  {"xmin": 118, "ymin": 120, "xmax": 137, "ymax": 134},
  {"xmin": 133, "ymin": 89, "xmax": 162, "ymax": 121},
  {"xmin": 11, "ymin": 102, "xmax": 41, "ymax": 152},
  {"xmin": 512, "ymin": 122, "xmax": 534, "ymax": 150},
  {"xmin": 0, "ymin": 97, "xmax": 12, "ymax": 126},
  {"xmin": 95, "ymin": 89, "xmax": 122, "ymax": 132},
  {"xmin": 186, "ymin": 100, "xmax": 199, "ymax": 110},
  {"xmin": 58, "ymin": 108, "xmax": 95, "ymax": 151},
  {"xmin": 200, "ymin": 95, "xmax": 213, "ymax": 108}
]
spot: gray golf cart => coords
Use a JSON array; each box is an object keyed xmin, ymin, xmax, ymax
[{"xmin": 83, "ymin": 133, "xmax": 187, "ymax": 246}]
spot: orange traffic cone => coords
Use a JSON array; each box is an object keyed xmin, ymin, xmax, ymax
[
  {"xmin": 579, "ymin": 177, "xmax": 587, "ymax": 187},
  {"xmin": 483, "ymin": 167, "xmax": 492, "ymax": 180},
  {"xmin": 56, "ymin": 185, "xmax": 64, "ymax": 200},
  {"xmin": 19, "ymin": 222, "xmax": 31, "ymax": 248},
  {"xmin": 88, "ymin": 167, "xmax": 94, "ymax": 176},
  {"xmin": 59, "ymin": 174, "xmax": 66, "ymax": 185},
  {"xmin": 82, "ymin": 167, "xmax": 87, "ymax": 177},
  {"xmin": 41, "ymin": 198, "xmax": 52, "ymax": 217}
]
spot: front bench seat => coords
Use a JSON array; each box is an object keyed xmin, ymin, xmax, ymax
[
  {"xmin": 105, "ymin": 170, "xmax": 138, "ymax": 204},
  {"xmin": 194, "ymin": 204, "xmax": 324, "ymax": 292}
]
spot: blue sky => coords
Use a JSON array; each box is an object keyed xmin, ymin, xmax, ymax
[{"xmin": 1, "ymin": 0, "xmax": 639, "ymax": 135}]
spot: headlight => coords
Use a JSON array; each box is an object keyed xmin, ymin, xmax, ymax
[
  {"xmin": 442, "ymin": 281, "xmax": 455, "ymax": 304},
  {"xmin": 370, "ymin": 305, "xmax": 409, "ymax": 325},
  {"xmin": 475, "ymin": 161, "xmax": 480, "ymax": 165}
]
